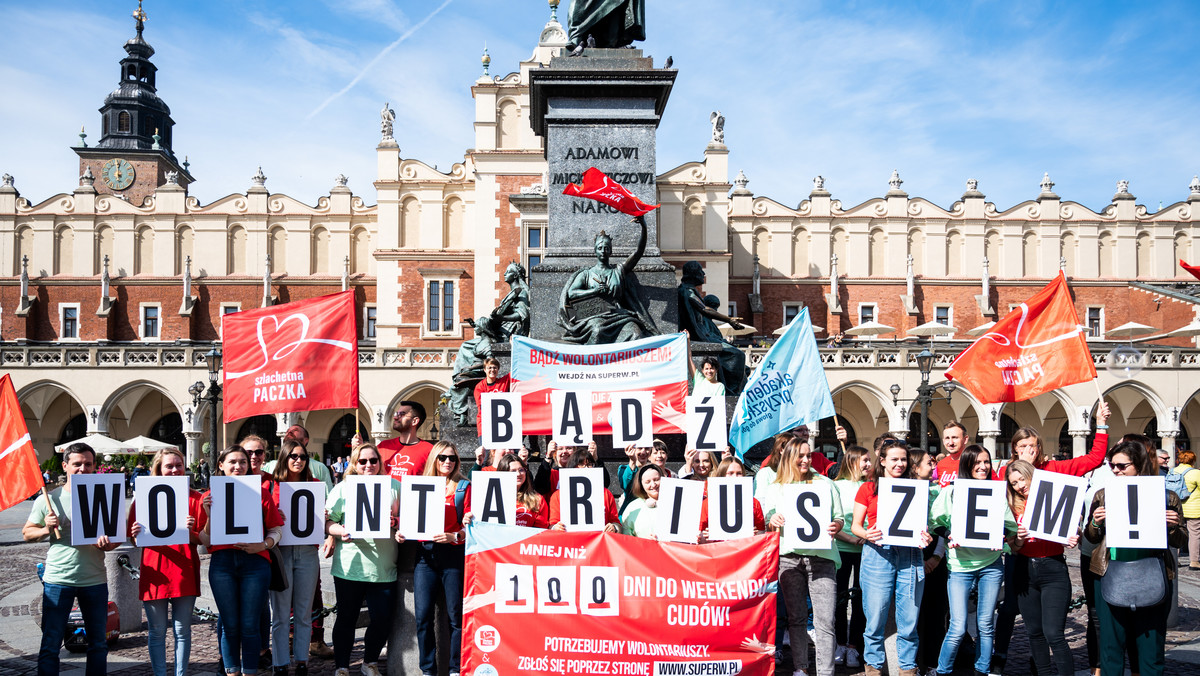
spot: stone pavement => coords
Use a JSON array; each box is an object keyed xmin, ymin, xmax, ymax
[{"xmin": 2, "ymin": 497, "xmax": 1200, "ymax": 675}]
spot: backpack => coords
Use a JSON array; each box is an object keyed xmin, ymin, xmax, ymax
[
  {"xmin": 1166, "ymin": 468, "xmax": 1194, "ymax": 502},
  {"xmin": 453, "ymin": 479, "xmax": 471, "ymax": 521}
]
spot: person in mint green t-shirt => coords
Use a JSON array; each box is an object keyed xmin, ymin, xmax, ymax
[
  {"xmin": 323, "ymin": 442, "xmax": 402, "ymax": 676},
  {"xmin": 928, "ymin": 444, "xmax": 1018, "ymax": 676},
  {"xmin": 24, "ymin": 442, "xmax": 119, "ymax": 676}
]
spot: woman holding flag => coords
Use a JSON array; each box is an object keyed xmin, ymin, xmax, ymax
[
  {"xmin": 852, "ymin": 440, "xmax": 932, "ymax": 676},
  {"xmin": 128, "ymin": 447, "xmax": 206, "ymax": 676},
  {"xmin": 323, "ymin": 443, "xmax": 402, "ymax": 676},
  {"xmin": 761, "ymin": 436, "xmax": 844, "ymax": 676}
]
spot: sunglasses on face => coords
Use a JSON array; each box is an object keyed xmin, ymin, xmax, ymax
[
  {"xmin": 437, "ymin": 454, "xmax": 458, "ymax": 463},
  {"xmin": 246, "ymin": 448, "xmax": 266, "ymax": 456},
  {"xmin": 1110, "ymin": 461, "xmax": 1134, "ymax": 472},
  {"xmin": 357, "ymin": 457, "xmax": 380, "ymax": 466},
  {"xmin": 287, "ymin": 453, "xmax": 308, "ymax": 462}
]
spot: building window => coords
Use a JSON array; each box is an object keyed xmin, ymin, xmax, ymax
[
  {"xmin": 219, "ymin": 303, "xmax": 241, "ymax": 339},
  {"xmin": 728, "ymin": 302, "xmax": 737, "ymax": 318},
  {"xmin": 1087, "ymin": 307, "xmax": 1104, "ymax": 340},
  {"xmin": 118, "ymin": 111, "xmax": 131, "ymax": 133},
  {"xmin": 364, "ymin": 306, "xmax": 377, "ymax": 340},
  {"xmin": 60, "ymin": 304, "xmax": 80, "ymax": 340},
  {"xmin": 428, "ymin": 280, "xmax": 455, "ymax": 334},
  {"xmin": 141, "ymin": 305, "xmax": 160, "ymax": 340},
  {"xmin": 858, "ymin": 303, "xmax": 876, "ymax": 325},
  {"xmin": 783, "ymin": 303, "xmax": 802, "ymax": 327},
  {"xmin": 525, "ymin": 224, "xmax": 547, "ymax": 270},
  {"xmin": 934, "ymin": 305, "xmax": 953, "ymax": 340}
]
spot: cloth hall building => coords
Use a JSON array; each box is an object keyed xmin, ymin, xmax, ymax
[{"xmin": 3, "ymin": 8, "xmax": 1200, "ymax": 464}]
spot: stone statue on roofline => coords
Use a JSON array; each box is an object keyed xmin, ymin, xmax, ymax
[
  {"xmin": 448, "ymin": 261, "xmax": 530, "ymax": 424},
  {"xmin": 566, "ymin": 0, "xmax": 646, "ymax": 50}
]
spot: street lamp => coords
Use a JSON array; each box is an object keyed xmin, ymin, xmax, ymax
[
  {"xmin": 891, "ymin": 347, "xmax": 957, "ymax": 453},
  {"xmin": 190, "ymin": 346, "xmax": 223, "ymax": 469}
]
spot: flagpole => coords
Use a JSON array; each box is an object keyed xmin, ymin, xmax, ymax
[
  {"xmin": 40, "ymin": 485, "xmax": 60, "ymax": 539},
  {"xmin": 1093, "ymin": 377, "xmax": 1105, "ymax": 404},
  {"xmin": 833, "ymin": 414, "xmax": 847, "ymax": 455}
]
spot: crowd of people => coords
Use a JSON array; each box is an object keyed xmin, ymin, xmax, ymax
[{"xmin": 22, "ymin": 393, "xmax": 1198, "ymax": 676}]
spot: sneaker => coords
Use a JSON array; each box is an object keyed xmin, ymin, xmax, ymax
[
  {"xmin": 311, "ymin": 640, "xmax": 335, "ymax": 658},
  {"xmin": 834, "ymin": 645, "xmax": 847, "ymax": 665},
  {"xmin": 334, "ymin": 670, "xmax": 350, "ymax": 676},
  {"xmin": 845, "ymin": 648, "xmax": 862, "ymax": 668},
  {"xmin": 273, "ymin": 667, "xmax": 289, "ymax": 676},
  {"xmin": 361, "ymin": 664, "xmax": 382, "ymax": 676},
  {"xmin": 295, "ymin": 664, "xmax": 308, "ymax": 676}
]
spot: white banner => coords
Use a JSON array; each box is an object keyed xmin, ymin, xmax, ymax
[
  {"xmin": 280, "ymin": 482, "xmax": 327, "ymax": 546},
  {"xmin": 345, "ymin": 476, "xmax": 394, "ymax": 539},
  {"xmin": 398, "ymin": 476, "xmax": 446, "ymax": 541},
  {"xmin": 133, "ymin": 475, "xmax": 188, "ymax": 547},
  {"xmin": 209, "ymin": 476, "xmax": 263, "ymax": 546},
  {"xmin": 557, "ymin": 468, "xmax": 606, "ymax": 532},
  {"xmin": 686, "ymin": 395, "xmax": 726, "ymax": 455},
  {"xmin": 877, "ymin": 478, "xmax": 929, "ymax": 548},
  {"xmin": 1105, "ymin": 476, "xmax": 1168, "ymax": 549},
  {"xmin": 551, "ymin": 390, "xmax": 593, "ymax": 447},
  {"xmin": 949, "ymin": 480, "xmax": 1007, "ymax": 550},
  {"xmin": 780, "ymin": 481, "xmax": 833, "ymax": 551},
  {"xmin": 471, "ymin": 471, "xmax": 518, "ymax": 525},
  {"xmin": 1022, "ymin": 470, "xmax": 1089, "ymax": 545},
  {"xmin": 610, "ymin": 393, "xmax": 654, "ymax": 447},
  {"xmin": 70, "ymin": 474, "xmax": 127, "ymax": 546},
  {"xmin": 482, "ymin": 393, "xmax": 523, "ymax": 450},
  {"xmin": 705, "ymin": 477, "xmax": 755, "ymax": 541},
  {"xmin": 655, "ymin": 477, "xmax": 704, "ymax": 543}
]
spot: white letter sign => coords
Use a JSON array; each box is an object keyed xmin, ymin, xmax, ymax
[
  {"xmin": 399, "ymin": 475, "xmax": 446, "ymax": 541},
  {"xmin": 780, "ymin": 481, "xmax": 833, "ymax": 551},
  {"xmin": 950, "ymin": 479, "xmax": 1007, "ymax": 550},
  {"xmin": 482, "ymin": 393, "xmax": 523, "ymax": 450},
  {"xmin": 1022, "ymin": 470, "xmax": 1088, "ymax": 545},
  {"xmin": 655, "ymin": 477, "xmax": 704, "ymax": 543},
  {"xmin": 210, "ymin": 476, "xmax": 263, "ymax": 546},
  {"xmin": 1105, "ymin": 476, "xmax": 1167, "ymax": 549},
  {"xmin": 70, "ymin": 474, "xmax": 127, "ymax": 546},
  {"xmin": 551, "ymin": 390, "xmax": 593, "ymax": 447},
  {"xmin": 706, "ymin": 477, "xmax": 755, "ymax": 541},
  {"xmin": 877, "ymin": 478, "xmax": 930, "ymax": 548},
  {"xmin": 610, "ymin": 393, "xmax": 654, "ymax": 447},
  {"xmin": 471, "ymin": 471, "xmax": 517, "ymax": 525},
  {"xmin": 558, "ymin": 468, "xmax": 605, "ymax": 532},
  {"xmin": 134, "ymin": 475, "xmax": 188, "ymax": 547},
  {"xmin": 346, "ymin": 476, "xmax": 393, "ymax": 539},
  {"xmin": 280, "ymin": 482, "xmax": 327, "ymax": 546},
  {"xmin": 687, "ymin": 396, "xmax": 726, "ymax": 455}
]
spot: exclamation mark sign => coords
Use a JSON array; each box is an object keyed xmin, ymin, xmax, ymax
[{"xmin": 1127, "ymin": 484, "xmax": 1139, "ymax": 540}]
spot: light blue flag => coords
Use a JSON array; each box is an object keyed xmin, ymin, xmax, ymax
[{"xmin": 729, "ymin": 306, "xmax": 835, "ymax": 457}]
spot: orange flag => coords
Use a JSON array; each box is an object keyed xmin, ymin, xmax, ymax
[
  {"xmin": 0, "ymin": 374, "xmax": 45, "ymax": 511},
  {"xmin": 946, "ymin": 272, "xmax": 1097, "ymax": 404},
  {"xmin": 1181, "ymin": 259, "xmax": 1200, "ymax": 282}
]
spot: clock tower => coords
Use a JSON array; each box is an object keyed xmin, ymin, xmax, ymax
[{"xmin": 74, "ymin": 2, "xmax": 193, "ymax": 205}]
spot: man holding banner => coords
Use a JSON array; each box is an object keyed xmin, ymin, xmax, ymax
[{"xmin": 24, "ymin": 443, "xmax": 120, "ymax": 676}]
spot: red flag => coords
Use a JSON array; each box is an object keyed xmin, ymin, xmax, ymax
[
  {"xmin": 946, "ymin": 272, "xmax": 1096, "ymax": 404},
  {"xmin": 0, "ymin": 374, "xmax": 46, "ymax": 511},
  {"xmin": 222, "ymin": 290, "xmax": 359, "ymax": 423},
  {"xmin": 1181, "ymin": 259, "xmax": 1200, "ymax": 282},
  {"xmin": 562, "ymin": 167, "xmax": 659, "ymax": 216}
]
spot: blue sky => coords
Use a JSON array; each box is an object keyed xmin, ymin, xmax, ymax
[{"xmin": 2, "ymin": 1, "xmax": 1197, "ymax": 214}]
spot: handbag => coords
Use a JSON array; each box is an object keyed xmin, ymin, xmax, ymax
[
  {"xmin": 268, "ymin": 547, "xmax": 289, "ymax": 592},
  {"xmin": 1101, "ymin": 555, "xmax": 1167, "ymax": 610}
]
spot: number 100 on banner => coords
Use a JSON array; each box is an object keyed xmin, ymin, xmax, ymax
[{"xmin": 496, "ymin": 564, "xmax": 620, "ymax": 617}]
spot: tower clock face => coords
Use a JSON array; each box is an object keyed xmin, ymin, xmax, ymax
[{"xmin": 101, "ymin": 158, "xmax": 136, "ymax": 190}]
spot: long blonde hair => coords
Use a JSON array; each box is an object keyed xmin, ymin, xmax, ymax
[
  {"xmin": 775, "ymin": 437, "xmax": 815, "ymax": 484},
  {"xmin": 834, "ymin": 445, "xmax": 873, "ymax": 482},
  {"xmin": 422, "ymin": 440, "xmax": 464, "ymax": 481},
  {"xmin": 343, "ymin": 443, "xmax": 381, "ymax": 477},
  {"xmin": 1005, "ymin": 459, "xmax": 1036, "ymax": 516}
]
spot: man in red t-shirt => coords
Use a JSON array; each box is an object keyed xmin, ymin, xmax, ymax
[
  {"xmin": 473, "ymin": 357, "xmax": 512, "ymax": 429},
  {"xmin": 935, "ymin": 420, "xmax": 968, "ymax": 487},
  {"xmin": 379, "ymin": 400, "xmax": 434, "ymax": 478}
]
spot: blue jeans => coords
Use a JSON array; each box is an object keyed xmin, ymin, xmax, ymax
[
  {"xmin": 39, "ymin": 582, "xmax": 109, "ymax": 676},
  {"xmin": 144, "ymin": 596, "xmax": 196, "ymax": 676},
  {"xmin": 937, "ymin": 559, "xmax": 1003, "ymax": 674},
  {"xmin": 270, "ymin": 545, "xmax": 320, "ymax": 667},
  {"xmin": 860, "ymin": 544, "xmax": 924, "ymax": 671},
  {"xmin": 209, "ymin": 549, "xmax": 270, "ymax": 675},
  {"xmin": 414, "ymin": 543, "xmax": 464, "ymax": 675}
]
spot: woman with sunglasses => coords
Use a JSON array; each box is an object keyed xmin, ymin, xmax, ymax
[
  {"xmin": 198, "ymin": 445, "xmax": 285, "ymax": 676},
  {"xmin": 1085, "ymin": 440, "xmax": 1186, "ymax": 676},
  {"xmin": 323, "ymin": 443, "xmax": 402, "ymax": 676},
  {"xmin": 415, "ymin": 441, "xmax": 469, "ymax": 676},
  {"xmin": 266, "ymin": 439, "xmax": 320, "ymax": 676},
  {"xmin": 128, "ymin": 448, "xmax": 206, "ymax": 676}
]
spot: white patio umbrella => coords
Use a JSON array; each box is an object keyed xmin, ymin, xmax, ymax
[
  {"xmin": 773, "ymin": 324, "xmax": 826, "ymax": 336},
  {"xmin": 906, "ymin": 321, "xmax": 956, "ymax": 338},
  {"xmin": 716, "ymin": 321, "xmax": 757, "ymax": 337},
  {"xmin": 844, "ymin": 321, "xmax": 896, "ymax": 337},
  {"xmin": 122, "ymin": 435, "xmax": 179, "ymax": 454},
  {"xmin": 965, "ymin": 321, "xmax": 996, "ymax": 337},
  {"xmin": 54, "ymin": 433, "xmax": 138, "ymax": 455},
  {"xmin": 1105, "ymin": 322, "xmax": 1156, "ymax": 339},
  {"xmin": 1167, "ymin": 321, "xmax": 1200, "ymax": 338}
]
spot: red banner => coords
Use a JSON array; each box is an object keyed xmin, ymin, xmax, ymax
[
  {"xmin": 462, "ymin": 525, "xmax": 778, "ymax": 676},
  {"xmin": 946, "ymin": 272, "xmax": 1096, "ymax": 404},
  {"xmin": 0, "ymin": 375, "xmax": 45, "ymax": 511},
  {"xmin": 222, "ymin": 290, "xmax": 359, "ymax": 423},
  {"xmin": 563, "ymin": 167, "xmax": 660, "ymax": 216}
]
